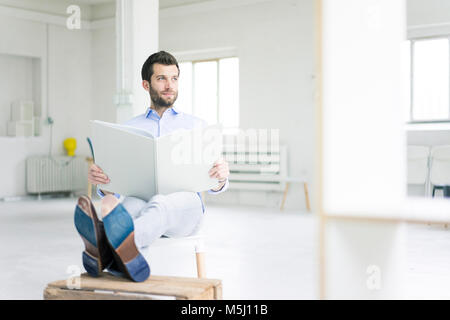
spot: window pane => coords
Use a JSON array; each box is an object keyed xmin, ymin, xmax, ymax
[
  {"xmin": 176, "ymin": 62, "xmax": 192, "ymax": 114},
  {"xmin": 412, "ymin": 38, "xmax": 449, "ymax": 121},
  {"xmin": 403, "ymin": 41, "xmax": 411, "ymax": 122},
  {"xmin": 193, "ymin": 61, "xmax": 217, "ymax": 125},
  {"xmin": 219, "ymin": 57, "xmax": 239, "ymax": 129}
]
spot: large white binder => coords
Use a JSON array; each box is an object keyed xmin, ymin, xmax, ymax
[{"xmin": 90, "ymin": 120, "xmax": 223, "ymax": 200}]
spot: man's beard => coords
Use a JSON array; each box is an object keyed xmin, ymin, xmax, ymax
[{"xmin": 149, "ymin": 84, "xmax": 178, "ymax": 108}]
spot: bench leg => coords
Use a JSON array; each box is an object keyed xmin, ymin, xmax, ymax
[
  {"xmin": 195, "ymin": 239, "xmax": 206, "ymax": 278},
  {"xmin": 196, "ymin": 252, "xmax": 206, "ymax": 278},
  {"xmin": 304, "ymin": 182, "xmax": 311, "ymax": 212},
  {"xmin": 280, "ymin": 182, "xmax": 290, "ymax": 211}
]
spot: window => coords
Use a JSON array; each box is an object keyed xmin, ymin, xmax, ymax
[
  {"xmin": 176, "ymin": 57, "xmax": 239, "ymax": 130},
  {"xmin": 410, "ymin": 37, "xmax": 450, "ymax": 122}
]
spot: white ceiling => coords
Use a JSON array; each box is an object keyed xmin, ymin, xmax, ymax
[
  {"xmin": 72, "ymin": 0, "xmax": 215, "ymax": 9},
  {"xmin": 72, "ymin": 0, "xmax": 113, "ymax": 4}
]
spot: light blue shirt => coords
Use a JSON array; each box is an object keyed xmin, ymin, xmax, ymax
[{"xmin": 97, "ymin": 106, "xmax": 229, "ymax": 212}]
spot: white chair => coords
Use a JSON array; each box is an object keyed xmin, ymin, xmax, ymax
[
  {"xmin": 407, "ymin": 145, "xmax": 430, "ymax": 196},
  {"xmin": 147, "ymin": 232, "xmax": 207, "ymax": 278},
  {"xmin": 429, "ymin": 145, "xmax": 450, "ymax": 197}
]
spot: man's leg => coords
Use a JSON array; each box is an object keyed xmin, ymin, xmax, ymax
[
  {"xmin": 101, "ymin": 195, "xmax": 150, "ymax": 282},
  {"xmin": 128, "ymin": 192, "xmax": 204, "ymax": 251},
  {"xmin": 120, "ymin": 196, "xmax": 147, "ymax": 219}
]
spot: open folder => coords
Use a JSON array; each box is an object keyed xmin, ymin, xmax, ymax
[{"xmin": 90, "ymin": 120, "xmax": 223, "ymax": 201}]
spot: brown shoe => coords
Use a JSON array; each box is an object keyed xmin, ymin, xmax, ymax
[{"xmin": 74, "ymin": 195, "xmax": 114, "ymax": 276}]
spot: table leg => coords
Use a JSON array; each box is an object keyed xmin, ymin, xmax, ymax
[
  {"xmin": 304, "ymin": 182, "xmax": 311, "ymax": 212},
  {"xmin": 280, "ymin": 182, "xmax": 290, "ymax": 211}
]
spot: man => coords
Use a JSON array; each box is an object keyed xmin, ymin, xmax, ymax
[{"xmin": 74, "ymin": 51, "xmax": 230, "ymax": 282}]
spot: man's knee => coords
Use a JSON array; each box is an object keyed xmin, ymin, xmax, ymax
[
  {"xmin": 121, "ymin": 196, "xmax": 146, "ymax": 218},
  {"xmin": 146, "ymin": 194, "xmax": 168, "ymax": 210},
  {"xmin": 149, "ymin": 194, "xmax": 166, "ymax": 203}
]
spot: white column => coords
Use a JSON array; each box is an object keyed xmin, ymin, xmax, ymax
[
  {"xmin": 317, "ymin": 0, "xmax": 407, "ymax": 299},
  {"xmin": 115, "ymin": 0, "xmax": 158, "ymax": 123}
]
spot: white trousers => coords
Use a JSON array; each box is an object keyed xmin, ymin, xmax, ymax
[{"xmin": 120, "ymin": 192, "xmax": 204, "ymax": 251}]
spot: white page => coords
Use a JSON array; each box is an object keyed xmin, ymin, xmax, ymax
[
  {"xmin": 155, "ymin": 124, "xmax": 223, "ymax": 194},
  {"xmin": 91, "ymin": 120, "xmax": 157, "ymax": 200},
  {"xmin": 92, "ymin": 120, "xmax": 155, "ymax": 138}
]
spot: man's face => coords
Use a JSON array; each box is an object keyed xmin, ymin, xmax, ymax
[{"xmin": 146, "ymin": 63, "xmax": 179, "ymax": 108}]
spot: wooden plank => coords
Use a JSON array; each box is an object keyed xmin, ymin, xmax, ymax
[
  {"xmin": 213, "ymin": 283, "xmax": 223, "ymax": 300},
  {"xmin": 43, "ymin": 287, "xmax": 170, "ymax": 300},
  {"xmin": 150, "ymin": 275, "xmax": 222, "ymax": 289},
  {"xmin": 45, "ymin": 273, "xmax": 222, "ymax": 300},
  {"xmin": 187, "ymin": 287, "xmax": 215, "ymax": 300},
  {"xmin": 43, "ymin": 287, "xmax": 215, "ymax": 300}
]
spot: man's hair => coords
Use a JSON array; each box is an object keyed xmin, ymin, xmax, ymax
[{"xmin": 141, "ymin": 51, "xmax": 180, "ymax": 82}]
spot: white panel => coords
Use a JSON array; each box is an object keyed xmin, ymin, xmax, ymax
[
  {"xmin": 322, "ymin": 0, "xmax": 407, "ymax": 215},
  {"xmin": 131, "ymin": 0, "xmax": 159, "ymax": 117},
  {"xmin": 325, "ymin": 219, "xmax": 406, "ymax": 299},
  {"xmin": 115, "ymin": 0, "xmax": 159, "ymax": 121},
  {"xmin": 407, "ymin": 145, "xmax": 429, "ymax": 185}
]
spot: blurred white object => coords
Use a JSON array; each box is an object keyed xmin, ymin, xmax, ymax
[
  {"xmin": 407, "ymin": 145, "xmax": 430, "ymax": 196},
  {"xmin": 7, "ymin": 100, "xmax": 35, "ymax": 137},
  {"xmin": 11, "ymin": 100, "xmax": 34, "ymax": 121},
  {"xmin": 429, "ymin": 145, "xmax": 450, "ymax": 196},
  {"xmin": 7, "ymin": 120, "xmax": 34, "ymax": 137},
  {"xmin": 34, "ymin": 116, "xmax": 41, "ymax": 136}
]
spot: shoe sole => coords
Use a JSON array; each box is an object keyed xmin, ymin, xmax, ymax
[
  {"xmin": 102, "ymin": 201, "xmax": 150, "ymax": 282},
  {"xmin": 74, "ymin": 196, "xmax": 113, "ymax": 277}
]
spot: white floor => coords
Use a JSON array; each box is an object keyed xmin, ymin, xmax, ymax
[{"xmin": 0, "ymin": 198, "xmax": 450, "ymax": 300}]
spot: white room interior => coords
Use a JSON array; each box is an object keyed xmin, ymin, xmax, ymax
[{"xmin": 1, "ymin": 0, "xmax": 450, "ymax": 300}]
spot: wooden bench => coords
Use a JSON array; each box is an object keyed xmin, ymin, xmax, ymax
[
  {"xmin": 44, "ymin": 272, "xmax": 222, "ymax": 300},
  {"xmin": 223, "ymin": 144, "xmax": 310, "ymax": 211}
]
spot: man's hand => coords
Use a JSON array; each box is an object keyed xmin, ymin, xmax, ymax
[
  {"xmin": 88, "ymin": 163, "xmax": 110, "ymax": 185},
  {"xmin": 88, "ymin": 164, "xmax": 114, "ymax": 196},
  {"xmin": 209, "ymin": 158, "xmax": 229, "ymax": 191}
]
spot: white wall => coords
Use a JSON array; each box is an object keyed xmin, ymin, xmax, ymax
[
  {"xmin": 47, "ymin": 24, "xmax": 92, "ymax": 157},
  {"xmin": 91, "ymin": 25, "xmax": 116, "ymax": 124},
  {"xmin": 0, "ymin": 3, "xmax": 115, "ymax": 197},
  {"xmin": 0, "ymin": 54, "xmax": 36, "ymax": 136},
  {"xmin": 0, "ymin": 15, "xmax": 47, "ymax": 197},
  {"xmin": 160, "ymin": 0, "xmax": 315, "ymax": 210},
  {"xmin": 407, "ymin": 0, "xmax": 450, "ymax": 26}
]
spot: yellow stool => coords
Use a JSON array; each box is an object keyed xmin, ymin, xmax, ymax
[{"xmin": 63, "ymin": 138, "xmax": 77, "ymax": 157}]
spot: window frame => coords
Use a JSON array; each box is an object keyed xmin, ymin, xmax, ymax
[
  {"xmin": 408, "ymin": 35, "xmax": 450, "ymax": 124},
  {"xmin": 178, "ymin": 56, "xmax": 239, "ymax": 128}
]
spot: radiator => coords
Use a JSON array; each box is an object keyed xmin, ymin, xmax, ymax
[
  {"xmin": 223, "ymin": 145, "xmax": 287, "ymax": 191},
  {"xmin": 26, "ymin": 156, "xmax": 87, "ymax": 194}
]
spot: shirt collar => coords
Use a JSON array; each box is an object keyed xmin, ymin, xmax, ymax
[{"xmin": 145, "ymin": 106, "xmax": 179, "ymax": 118}]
